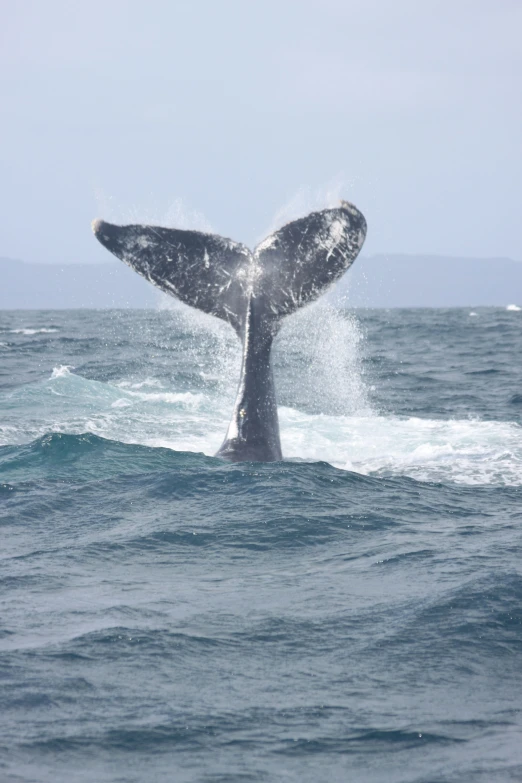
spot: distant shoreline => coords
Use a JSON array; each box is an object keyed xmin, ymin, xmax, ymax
[{"xmin": 1, "ymin": 255, "xmax": 521, "ymax": 310}]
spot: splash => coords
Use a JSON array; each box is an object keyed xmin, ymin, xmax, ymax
[
  {"xmin": 274, "ymin": 302, "xmax": 371, "ymax": 416},
  {"xmin": 280, "ymin": 412, "xmax": 522, "ymax": 487},
  {"xmin": 154, "ymin": 304, "xmax": 240, "ymax": 402},
  {"xmin": 154, "ymin": 291, "xmax": 370, "ymax": 418},
  {"xmin": 261, "ymin": 176, "xmax": 350, "ymax": 241}
]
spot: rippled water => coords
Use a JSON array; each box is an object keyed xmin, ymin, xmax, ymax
[{"xmin": 1, "ymin": 306, "xmax": 521, "ymax": 782}]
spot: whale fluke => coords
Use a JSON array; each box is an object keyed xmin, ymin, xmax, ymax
[
  {"xmin": 92, "ymin": 219, "xmax": 252, "ymax": 335},
  {"xmin": 93, "ymin": 202, "xmax": 366, "ymax": 461}
]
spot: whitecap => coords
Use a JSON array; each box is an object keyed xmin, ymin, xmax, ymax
[
  {"xmin": 111, "ymin": 399, "xmax": 132, "ymax": 408},
  {"xmin": 128, "ymin": 390, "xmax": 205, "ymax": 408},
  {"xmin": 116, "ymin": 378, "xmax": 164, "ymax": 390},
  {"xmin": 11, "ymin": 328, "xmax": 59, "ymax": 335},
  {"xmin": 51, "ymin": 366, "xmax": 75, "ymax": 379}
]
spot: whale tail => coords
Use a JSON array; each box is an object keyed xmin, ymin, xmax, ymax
[
  {"xmin": 92, "ymin": 202, "xmax": 366, "ymax": 337},
  {"xmin": 93, "ymin": 202, "xmax": 367, "ymax": 462}
]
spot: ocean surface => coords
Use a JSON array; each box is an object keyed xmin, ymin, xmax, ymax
[{"xmin": 1, "ymin": 304, "xmax": 521, "ymax": 782}]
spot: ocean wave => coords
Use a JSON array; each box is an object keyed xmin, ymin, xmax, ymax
[
  {"xmin": 1, "ymin": 432, "xmax": 520, "ymax": 560},
  {"xmin": 2, "ymin": 363, "xmax": 522, "ymax": 486}
]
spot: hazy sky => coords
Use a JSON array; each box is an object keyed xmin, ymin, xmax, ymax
[{"xmin": 1, "ymin": 0, "xmax": 521, "ymax": 264}]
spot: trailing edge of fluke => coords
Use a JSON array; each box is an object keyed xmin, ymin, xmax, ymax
[{"xmin": 92, "ymin": 201, "xmax": 367, "ymax": 462}]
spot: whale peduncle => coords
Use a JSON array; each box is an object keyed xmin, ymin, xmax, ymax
[{"xmin": 216, "ymin": 295, "xmax": 282, "ymax": 462}]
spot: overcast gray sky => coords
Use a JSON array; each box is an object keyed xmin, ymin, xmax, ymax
[{"xmin": 1, "ymin": 0, "xmax": 521, "ymax": 264}]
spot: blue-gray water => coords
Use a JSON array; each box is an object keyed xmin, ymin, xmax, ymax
[{"xmin": 1, "ymin": 305, "xmax": 521, "ymax": 783}]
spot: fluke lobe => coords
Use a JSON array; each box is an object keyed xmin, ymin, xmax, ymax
[{"xmin": 92, "ymin": 202, "xmax": 366, "ymax": 462}]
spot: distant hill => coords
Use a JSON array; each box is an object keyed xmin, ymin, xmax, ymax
[
  {"xmin": 341, "ymin": 254, "xmax": 522, "ymax": 308},
  {"xmin": 1, "ymin": 255, "xmax": 521, "ymax": 309},
  {"xmin": 0, "ymin": 258, "xmax": 157, "ymax": 309}
]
